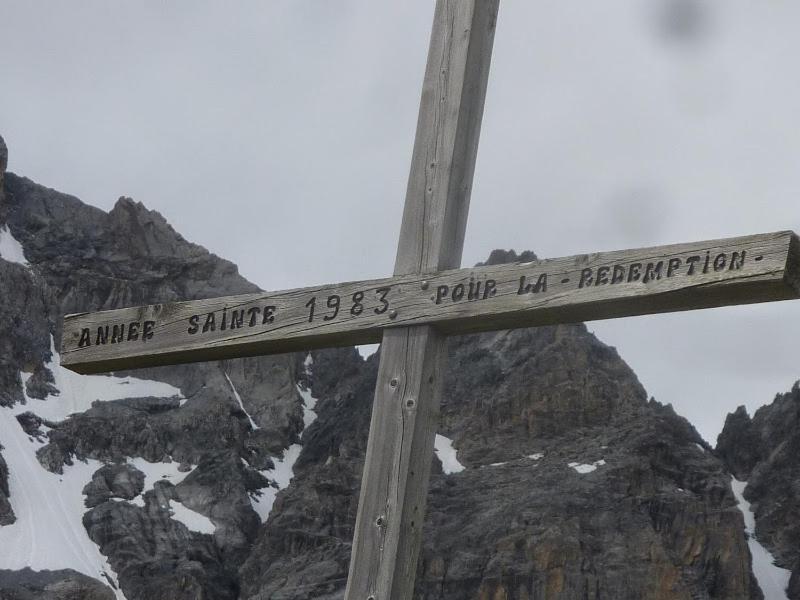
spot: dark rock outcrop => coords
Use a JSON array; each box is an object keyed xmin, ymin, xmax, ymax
[
  {"xmin": 716, "ymin": 405, "xmax": 764, "ymax": 481},
  {"xmin": 83, "ymin": 463, "xmax": 145, "ymax": 508},
  {"xmin": 174, "ymin": 451, "xmax": 268, "ymax": 568},
  {"xmin": 83, "ymin": 486, "xmax": 238, "ymax": 600},
  {"xmin": 717, "ymin": 382, "xmax": 800, "ymax": 597},
  {"xmin": 0, "ymin": 134, "xmax": 6, "ymax": 190},
  {"xmin": 0, "ymin": 258, "xmax": 54, "ymax": 408},
  {"xmin": 0, "ymin": 449, "xmax": 11, "ymax": 526},
  {"xmin": 0, "ymin": 568, "xmax": 114, "ymax": 600}
]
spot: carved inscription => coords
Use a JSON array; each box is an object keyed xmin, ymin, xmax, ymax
[
  {"xmin": 74, "ymin": 249, "xmax": 754, "ymax": 348},
  {"xmin": 60, "ymin": 231, "xmax": 799, "ymax": 374},
  {"xmin": 304, "ymin": 287, "xmax": 391, "ymax": 323},
  {"xmin": 434, "ymin": 277, "xmax": 497, "ymax": 304},
  {"xmin": 78, "ymin": 320, "xmax": 155, "ymax": 348},
  {"xmin": 187, "ymin": 305, "xmax": 277, "ymax": 334},
  {"xmin": 577, "ymin": 250, "xmax": 748, "ymax": 288},
  {"xmin": 176, "ymin": 286, "xmax": 394, "ymax": 344}
]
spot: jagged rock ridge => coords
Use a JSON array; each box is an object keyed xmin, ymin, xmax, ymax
[{"xmin": 717, "ymin": 384, "xmax": 800, "ymax": 598}]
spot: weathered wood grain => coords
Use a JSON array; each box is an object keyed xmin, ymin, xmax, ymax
[
  {"xmin": 61, "ymin": 230, "xmax": 800, "ymax": 375},
  {"xmin": 347, "ymin": 1, "xmax": 498, "ymax": 598}
]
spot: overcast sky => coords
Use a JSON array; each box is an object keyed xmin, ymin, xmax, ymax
[{"xmin": 2, "ymin": 1, "xmax": 800, "ymax": 443}]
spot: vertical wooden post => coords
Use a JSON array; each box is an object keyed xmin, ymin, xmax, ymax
[{"xmin": 344, "ymin": 2, "xmax": 499, "ymax": 599}]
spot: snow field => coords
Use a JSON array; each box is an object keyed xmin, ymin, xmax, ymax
[
  {"xmin": 731, "ymin": 477, "xmax": 791, "ymax": 600},
  {"xmin": 0, "ymin": 338, "xmax": 182, "ymax": 599},
  {"xmin": 0, "ymin": 226, "xmax": 29, "ymax": 267}
]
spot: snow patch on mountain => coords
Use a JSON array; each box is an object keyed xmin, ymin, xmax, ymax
[
  {"xmin": 568, "ymin": 459, "xmax": 606, "ymax": 474},
  {"xmin": 169, "ymin": 499, "xmax": 216, "ymax": 535},
  {"xmin": 731, "ymin": 477, "xmax": 791, "ymax": 600},
  {"xmin": 0, "ymin": 408, "xmax": 123, "ymax": 596},
  {"xmin": 0, "ymin": 338, "xmax": 185, "ymax": 599},
  {"xmin": 297, "ymin": 383, "xmax": 318, "ymax": 430},
  {"xmin": 127, "ymin": 457, "xmax": 194, "ymax": 494},
  {"xmin": 250, "ymin": 444, "xmax": 303, "ymax": 523},
  {"xmin": 435, "ymin": 434, "xmax": 465, "ymax": 474},
  {"xmin": 21, "ymin": 337, "xmax": 183, "ymax": 423},
  {"xmin": 356, "ymin": 344, "xmax": 380, "ymax": 360},
  {"xmin": 0, "ymin": 226, "xmax": 29, "ymax": 267},
  {"xmin": 249, "ymin": 354, "xmax": 320, "ymax": 522},
  {"xmin": 225, "ymin": 372, "xmax": 259, "ymax": 430}
]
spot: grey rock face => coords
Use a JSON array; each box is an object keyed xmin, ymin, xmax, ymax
[
  {"xmin": 240, "ymin": 324, "xmax": 761, "ymax": 599},
  {"xmin": 83, "ymin": 463, "xmax": 145, "ymax": 507},
  {"xmin": 0, "ymin": 568, "xmax": 115, "ymax": 600},
  {"xmin": 3, "ymin": 175, "xmax": 259, "ymax": 321},
  {"xmin": 717, "ymin": 382, "xmax": 800, "ymax": 597},
  {"xmin": 716, "ymin": 405, "xmax": 764, "ymax": 480},
  {"xmin": 38, "ymin": 387, "xmax": 250, "ymax": 472},
  {"xmin": 83, "ymin": 490, "xmax": 237, "ymax": 600},
  {"xmin": 238, "ymin": 346, "xmax": 371, "ymax": 600},
  {"xmin": 173, "ymin": 451, "xmax": 267, "ymax": 568},
  {"xmin": 0, "ymin": 260, "xmax": 54, "ymax": 408}
]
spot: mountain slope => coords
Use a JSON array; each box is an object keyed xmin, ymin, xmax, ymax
[
  {"xmin": 0, "ymin": 134, "xmax": 773, "ymax": 599},
  {"xmin": 0, "ymin": 134, "xmax": 306, "ymax": 600}
]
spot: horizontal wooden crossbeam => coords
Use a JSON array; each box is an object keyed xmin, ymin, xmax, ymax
[{"xmin": 61, "ymin": 230, "xmax": 800, "ymax": 374}]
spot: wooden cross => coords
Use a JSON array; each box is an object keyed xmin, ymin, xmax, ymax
[{"xmin": 60, "ymin": 2, "xmax": 800, "ymax": 598}]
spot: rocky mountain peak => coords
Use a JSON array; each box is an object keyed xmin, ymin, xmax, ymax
[
  {"xmin": 480, "ymin": 248, "xmax": 538, "ymax": 266},
  {"xmin": 106, "ymin": 195, "xmax": 193, "ymax": 260},
  {"xmin": 0, "ymin": 134, "xmax": 6, "ymax": 203},
  {"xmin": 717, "ymin": 382, "xmax": 800, "ymax": 595},
  {"xmin": 0, "ymin": 134, "xmax": 7, "ymax": 177},
  {"xmin": 716, "ymin": 405, "xmax": 760, "ymax": 480}
]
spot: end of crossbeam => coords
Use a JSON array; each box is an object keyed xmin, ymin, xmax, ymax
[{"xmin": 784, "ymin": 232, "xmax": 800, "ymax": 296}]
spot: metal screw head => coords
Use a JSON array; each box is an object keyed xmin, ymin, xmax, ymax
[
  {"xmin": 375, "ymin": 516, "xmax": 385, "ymax": 527},
  {"xmin": 390, "ymin": 378, "xmax": 398, "ymax": 388},
  {"xmin": 420, "ymin": 280, "xmax": 429, "ymax": 290},
  {"xmin": 388, "ymin": 309, "xmax": 398, "ymax": 319}
]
